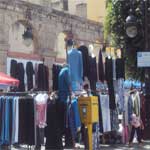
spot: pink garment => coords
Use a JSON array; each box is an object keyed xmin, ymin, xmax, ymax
[
  {"xmin": 122, "ymin": 126, "xmax": 129, "ymax": 144},
  {"xmin": 36, "ymin": 103, "xmax": 47, "ymax": 128},
  {"xmin": 131, "ymin": 114, "xmax": 141, "ymax": 128}
]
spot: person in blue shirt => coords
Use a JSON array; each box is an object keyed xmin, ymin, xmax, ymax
[
  {"xmin": 58, "ymin": 64, "xmax": 71, "ymax": 102},
  {"xmin": 57, "ymin": 64, "xmax": 75, "ymax": 148}
]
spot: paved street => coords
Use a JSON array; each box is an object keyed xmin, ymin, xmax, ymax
[
  {"xmin": 100, "ymin": 141, "xmax": 150, "ymax": 150},
  {"xmin": 10, "ymin": 141, "xmax": 150, "ymax": 150}
]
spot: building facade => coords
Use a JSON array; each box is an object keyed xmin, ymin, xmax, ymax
[
  {"xmin": 87, "ymin": 0, "xmax": 106, "ymax": 23},
  {"xmin": 0, "ymin": 0, "xmax": 103, "ymax": 89}
]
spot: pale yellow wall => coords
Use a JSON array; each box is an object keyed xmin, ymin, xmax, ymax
[{"xmin": 87, "ymin": 0, "xmax": 106, "ymax": 23}]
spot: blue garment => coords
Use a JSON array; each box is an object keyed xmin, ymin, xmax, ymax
[
  {"xmin": 0, "ymin": 97, "xmax": 2, "ymax": 144},
  {"xmin": 1, "ymin": 97, "xmax": 11, "ymax": 145},
  {"xmin": 58, "ymin": 66, "xmax": 71, "ymax": 102},
  {"xmin": 67, "ymin": 48, "xmax": 83, "ymax": 84},
  {"xmin": 71, "ymin": 98, "xmax": 81, "ymax": 131},
  {"xmin": 12, "ymin": 97, "xmax": 19, "ymax": 144},
  {"xmin": 66, "ymin": 98, "xmax": 81, "ymax": 140}
]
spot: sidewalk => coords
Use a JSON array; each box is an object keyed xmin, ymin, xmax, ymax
[
  {"xmin": 100, "ymin": 140, "xmax": 150, "ymax": 150},
  {"xmin": 11, "ymin": 140, "xmax": 150, "ymax": 150}
]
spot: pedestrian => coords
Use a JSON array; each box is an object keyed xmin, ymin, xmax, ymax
[{"xmin": 129, "ymin": 113, "xmax": 144, "ymax": 147}]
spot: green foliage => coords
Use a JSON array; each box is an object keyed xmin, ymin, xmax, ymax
[{"xmin": 104, "ymin": 0, "xmax": 145, "ymax": 81}]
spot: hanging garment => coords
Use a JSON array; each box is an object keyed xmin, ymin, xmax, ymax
[
  {"xmin": 116, "ymin": 58, "xmax": 125, "ymax": 79},
  {"xmin": 26, "ymin": 62, "xmax": 35, "ymax": 91},
  {"xmin": 112, "ymin": 59, "xmax": 116, "ymax": 80},
  {"xmin": 92, "ymin": 123, "xmax": 100, "ymax": 150},
  {"xmin": 17, "ymin": 63, "xmax": 25, "ymax": 91},
  {"xmin": 45, "ymin": 100, "xmax": 63, "ymax": 150},
  {"xmin": 10, "ymin": 59, "xmax": 18, "ymax": 79},
  {"xmin": 131, "ymin": 91, "xmax": 140, "ymax": 116},
  {"xmin": 34, "ymin": 93, "xmax": 48, "ymax": 149},
  {"xmin": 100, "ymin": 94, "xmax": 111, "ymax": 132},
  {"xmin": 34, "ymin": 93, "xmax": 48, "ymax": 128},
  {"xmin": 143, "ymin": 96, "xmax": 150, "ymax": 139},
  {"xmin": 122, "ymin": 125, "xmax": 129, "ymax": 144},
  {"xmin": 0, "ymin": 96, "xmax": 13, "ymax": 145},
  {"xmin": 124, "ymin": 93, "xmax": 130, "ymax": 126},
  {"xmin": 128, "ymin": 95, "xmax": 133, "ymax": 123},
  {"xmin": 140, "ymin": 94, "xmax": 146, "ymax": 130},
  {"xmin": 78, "ymin": 45, "xmax": 90, "ymax": 80},
  {"xmin": 37, "ymin": 64, "xmax": 49, "ymax": 91},
  {"xmin": 52, "ymin": 64, "xmax": 62, "ymax": 91},
  {"xmin": 98, "ymin": 50, "xmax": 105, "ymax": 82},
  {"xmin": 0, "ymin": 97, "xmax": 3, "ymax": 140},
  {"xmin": 67, "ymin": 48, "xmax": 83, "ymax": 89},
  {"xmin": 18, "ymin": 97, "xmax": 35, "ymax": 145},
  {"xmin": 93, "ymin": 93, "xmax": 103, "ymax": 133},
  {"xmin": 58, "ymin": 66, "xmax": 71, "ymax": 102},
  {"xmin": 89, "ymin": 56, "xmax": 98, "ymax": 92},
  {"xmin": 105, "ymin": 57, "xmax": 116, "ymax": 110},
  {"xmin": 114, "ymin": 79, "xmax": 125, "ymax": 112},
  {"xmin": 11, "ymin": 97, "xmax": 19, "ymax": 144},
  {"xmin": 67, "ymin": 98, "xmax": 81, "ymax": 141},
  {"xmin": 110, "ymin": 109, "xmax": 119, "ymax": 131}
]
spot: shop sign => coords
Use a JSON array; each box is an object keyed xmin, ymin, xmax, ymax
[{"xmin": 137, "ymin": 52, "xmax": 150, "ymax": 67}]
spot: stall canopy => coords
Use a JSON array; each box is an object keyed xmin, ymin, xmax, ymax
[{"xmin": 0, "ymin": 72, "xmax": 19, "ymax": 87}]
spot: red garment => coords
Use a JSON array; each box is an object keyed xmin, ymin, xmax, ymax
[{"xmin": 140, "ymin": 94, "xmax": 146, "ymax": 127}]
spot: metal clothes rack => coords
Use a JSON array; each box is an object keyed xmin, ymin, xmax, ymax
[{"xmin": 0, "ymin": 91, "xmax": 50, "ymax": 96}]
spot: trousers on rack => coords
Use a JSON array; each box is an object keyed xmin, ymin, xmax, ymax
[{"xmin": 56, "ymin": 101, "xmax": 75, "ymax": 148}]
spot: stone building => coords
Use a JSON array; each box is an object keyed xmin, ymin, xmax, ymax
[{"xmin": 0, "ymin": 0, "xmax": 103, "ymax": 89}]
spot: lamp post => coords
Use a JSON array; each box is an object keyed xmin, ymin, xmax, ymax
[
  {"xmin": 125, "ymin": 15, "xmax": 138, "ymax": 38},
  {"xmin": 22, "ymin": 26, "xmax": 33, "ymax": 47}
]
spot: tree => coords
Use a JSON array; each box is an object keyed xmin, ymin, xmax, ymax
[{"xmin": 104, "ymin": 0, "xmax": 145, "ymax": 81}]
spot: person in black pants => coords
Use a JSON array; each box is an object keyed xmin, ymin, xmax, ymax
[{"xmin": 129, "ymin": 114, "xmax": 144, "ymax": 147}]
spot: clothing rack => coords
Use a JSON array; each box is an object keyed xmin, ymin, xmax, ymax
[{"xmin": 0, "ymin": 91, "xmax": 50, "ymax": 96}]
